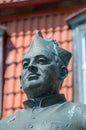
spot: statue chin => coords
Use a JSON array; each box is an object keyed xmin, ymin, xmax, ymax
[
  {"xmin": 23, "ymin": 85, "xmax": 42, "ymax": 98},
  {"xmin": 23, "ymin": 84, "xmax": 54, "ymax": 99}
]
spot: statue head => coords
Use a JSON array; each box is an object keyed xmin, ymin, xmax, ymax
[{"xmin": 20, "ymin": 31, "xmax": 72, "ymax": 98}]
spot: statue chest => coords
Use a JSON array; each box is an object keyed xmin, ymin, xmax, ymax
[{"xmin": 8, "ymin": 103, "xmax": 80, "ymax": 130}]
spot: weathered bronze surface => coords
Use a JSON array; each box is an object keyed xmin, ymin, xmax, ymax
[{"xmin": 0, "ymin": 31, "xmax": 86, "ymax": 130}]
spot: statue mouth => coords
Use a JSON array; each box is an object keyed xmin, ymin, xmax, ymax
[{"xmin": 28, "ymin": 73, "xmax": 40, "ymax": 80}]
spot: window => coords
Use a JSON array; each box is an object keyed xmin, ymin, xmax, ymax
[
  {"xmin": 67, "ymin": 10, "xmax": 86, "ymax": 104},
  {"xmin": 0, "ymin": 28, "xmax": 7, "ymax": 118},
  {"xmin": 80, "ymin": 27, "xmax": 86, "ymax": 103}
]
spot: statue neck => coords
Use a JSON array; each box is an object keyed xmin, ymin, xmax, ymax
[{"xmin": 23, "ymin": 93, "xmax": 66, "ymax": 108}]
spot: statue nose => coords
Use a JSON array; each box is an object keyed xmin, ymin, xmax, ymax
[
  {"xmin": 28, "ymin": 65, "xmax": 37, "ymax": 71},
  {"xmin": 28, "ymin": 60, "xmax": 37, "ymax": 72}
]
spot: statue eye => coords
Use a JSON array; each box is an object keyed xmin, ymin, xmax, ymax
[
  {"xmin": 23, "ymin": 62, "xmax": 28, "ymax": 69},
  {"xmin": 37, "ymin": 57, "xmax": 48, "ymax": 64}
]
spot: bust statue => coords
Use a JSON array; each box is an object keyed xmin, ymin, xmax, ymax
[{"xmin": 0, "ymin": 31, "xmax": 86, "ymax": 130}]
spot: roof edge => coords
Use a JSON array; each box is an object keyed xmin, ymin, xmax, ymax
[
  {"xmin": 65, "ymin": 8, "xmax": 86, "ymax": 28},
  {"xmin": 0, "ymin": 0, "xmax": 63, "ymax": 11},
  {"xmin": 65, "ymin": 8, "xmax": 86, "ymax": 22}
]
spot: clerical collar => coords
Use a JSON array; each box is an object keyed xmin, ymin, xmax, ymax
[{"xmin": 23, "ymin": 94, "xmax": 66, "ymax": 108}]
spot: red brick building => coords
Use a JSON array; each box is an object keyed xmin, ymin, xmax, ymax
[{"xmin": 0, "ymin": 0, "xmax": 86, "ymax": 118}]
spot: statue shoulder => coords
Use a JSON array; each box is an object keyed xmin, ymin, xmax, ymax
[
  {"xmin": 0, "ymin": 109, "xmax": 23, "ymax": 130},
  {"xmin": 0, "ymin": 114, "xmax": 14, "ymax": 130},
  {"xmin": 63, "ymin": 102, "xmax": 86, "ymax": 129},
  {"xmin": 75, "ymin": 103, "xmax": 86, "ymax": 115},
  {"xmin": 76, "ymin": 103, "xmax": 86, "ymax": 110},
  {"xmin": 75, "ymin": 103, "xmax": 86, "ymax": 130}
]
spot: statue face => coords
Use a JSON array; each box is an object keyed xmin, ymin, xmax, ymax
[
  {"xmin": 20, "ymin": 49, "xmax": 60, "ymax": 98},
  {"xmin": 20, "ymin": 31, "xmax": 71, "ymax": 98}
]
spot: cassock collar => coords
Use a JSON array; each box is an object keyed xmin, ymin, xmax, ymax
[{"xmin": 23, "ymin": 94, "xmax": 66, "ymax": 108}]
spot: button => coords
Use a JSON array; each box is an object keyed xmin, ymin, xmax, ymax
[
  {"xmin": 26, "ymin": 124, "xmax": 33, "ymax": 129},
  {"xmin": 28, "ymin": 124, "xmax": 33, "ymax": 128}
]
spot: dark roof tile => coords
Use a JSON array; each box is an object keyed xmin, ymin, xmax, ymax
[
  {"xmin": 5, "ymin": 64, "xmax": 16, "ymax": 78},
  {"xmin": 4, "ymin": 78, "xmax": 15, "ymax": 94},
  {"xmin": 15, "ymin": 63, "xmax": 22, "ymax": 78}
]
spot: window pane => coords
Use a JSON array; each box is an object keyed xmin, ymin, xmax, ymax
[
  {"xmin": 81, "ymin": 31, "xmax": 86, "ymax": 63},
  {"xmin": 81, "ymin": 31, "xmax": 86, "ymax": 104}
]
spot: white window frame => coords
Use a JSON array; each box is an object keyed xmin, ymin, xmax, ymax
[
  {"xmin": 80, "ymin": 27, "xmax": 86, "ymax": 103},
  {"xmin": 67, "ymin": 11, "xmax": 86, "ymax": 104},
  {"xmin": 0, "ymin": 29, "xmax": 5, "ymax": 118}
]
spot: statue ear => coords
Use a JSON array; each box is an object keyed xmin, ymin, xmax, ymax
[{"xmin": 58, "ymin": 66, "xmax": 68, "ymax": 80}]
